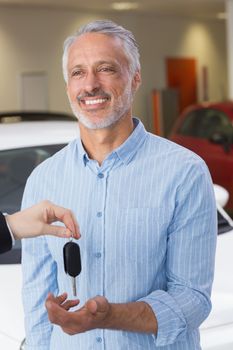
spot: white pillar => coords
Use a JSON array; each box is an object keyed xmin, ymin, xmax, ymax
[{"xmin": 226, "ymin": 0, "xmax": 233, "ymax": 99}]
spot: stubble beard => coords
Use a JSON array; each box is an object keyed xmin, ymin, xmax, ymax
[{"xmin": 69, "ymin": 85, "xmax": 133, "ymax": 130}]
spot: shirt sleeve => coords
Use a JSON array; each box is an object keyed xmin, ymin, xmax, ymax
[
  {"xmin": 4, "ymin": 214, "xmax": 15, "ymax": 246},
  {"xmin": 138, "ymin": 159, "xmax": 217, "ymax": 347},
  {"xmin": 0, "ymin": 212, "xmax": 13, "ymax": 254},
  {"xmin": 21, "ymin": 176, "xmax": 58, "ymax": 350}
]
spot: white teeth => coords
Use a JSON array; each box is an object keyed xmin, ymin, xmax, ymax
[{"xmin": 84, "ymin": 98, "xmax": 107, "ymax": 105}]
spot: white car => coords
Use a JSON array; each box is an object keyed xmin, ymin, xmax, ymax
[
  {"xmin": 0, "ymin": 116, "xmax": 232, "ymax": 349},
  {"xmin": 0, "ymin": 113, "xmax": 78, "ymax": 349},
  {"xmin": 200, "ymin": 188, "xmax": 233, "ymax": 350}
]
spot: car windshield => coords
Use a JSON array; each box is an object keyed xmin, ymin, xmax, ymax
[
  {"xmin": 0, "ymin": 112, "xmax": 75, "ymax": 123},
  {"xmin": 0, "ymin": 144, "xmax": 66, "ymax": 264},
  {"xmin": 178, "ymin": 108, "xmax": 233, "ymax": 140},
  {"xmin": 217, "ymin": 206, "xmax": 233, "ymax": 234}
]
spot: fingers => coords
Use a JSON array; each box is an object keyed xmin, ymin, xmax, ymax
[
  {"xmin": 46, "ymin": 297, "xmax": 66, "ymax": 324},
  {"xmin": 43, "ymin": 202, "xmax": 81, "ymax": 239},
  {"xmin": 46, "ymin": 294, "xmax": 110, "ymax": 335},
  {"xmin": 62, "ymin": 299, "xmax": 80, "ymax": 310},
  {"xmin": 45, "ymin": 293, "xmax": 80, "ymax": 327},
  {"xmin": 61, "ymin": 211, "xmax": 80, "ymax": 239},
  {"xmin": 7, "ymin": 200, "xmax": 81, "ymax": 240},
  {"xmin": 46, "ymin": 293, "xmax": 79, "ymax": 309},
  {"xmin": 43, "ymin": 224, "xmax": 75, "ymax": 238},
  {"xmin": 86, "ymin": 296, "xmax": 108, "ymax": 315},
  {"xmin": 86, "ymin": 299, "xmax": 98, "ymax": 314},
  {"xmin": 46, "ymin": 292, "xmax": 68, "ymax": 305}
]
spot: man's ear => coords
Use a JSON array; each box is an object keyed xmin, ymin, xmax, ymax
[{"xmin": 132, "ymin": 71, "xmax": 141, "ymax": 92}]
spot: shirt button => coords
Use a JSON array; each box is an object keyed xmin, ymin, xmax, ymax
[
  {"xmin": 97, "ymin": 173, "xmax": 104, "ymax": 178},
  {"xmin": 97, "ymin": 211, "xmax": 102, "ymax": 217},
  {"xmin": 95, "ymin": 252, "xmax": 102, "ymax": 258},
  {"xmin": 96, "ymin": 337, "xmax": 102, "ymax": 343}
]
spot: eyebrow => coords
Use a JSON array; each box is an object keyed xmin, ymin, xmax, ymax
[
  {"xmin": 69, "ymin": 60, "xmax": 120, "ymax": 70},
  {"xmin": 95, "ymin": 60, "xmax": 118, "ymax": 66}
]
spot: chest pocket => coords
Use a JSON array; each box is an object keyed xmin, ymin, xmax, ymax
[{"xmin": 105, "ymin": 207, "xmax": 168, "ymax": 265}]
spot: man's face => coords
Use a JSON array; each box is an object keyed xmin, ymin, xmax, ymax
[{"xmin": 66, "ymin": 32, "xmax": 140, "ymax": 129}]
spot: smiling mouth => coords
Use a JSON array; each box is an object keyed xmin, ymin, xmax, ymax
[
  {"xmin": 78, "ymin": 96, "xmax": 111, "ymax": 110},
  {"xmin": 83, "ymin": 98, "xmax": 109, "ymax": 105}
]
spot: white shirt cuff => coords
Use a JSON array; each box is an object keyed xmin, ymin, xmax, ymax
[{"xmin": 3, "ymin": 213, "xmax": 15, "ymax": 246}]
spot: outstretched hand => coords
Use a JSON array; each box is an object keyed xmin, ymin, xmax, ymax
[
  {"xmin": 45, "ymin": 293, "xmax": 111, "ymax": 335},
  {"xmin": 6, "ymin": 200, "xmax": 80, "ymax": 239}
]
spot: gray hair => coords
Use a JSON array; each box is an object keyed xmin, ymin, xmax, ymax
[{"xmin": 62, "ymin": 19, "xmax": 140, "ymax": 82}]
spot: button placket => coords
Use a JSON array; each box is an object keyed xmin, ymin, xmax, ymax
[
  {"xmin": 96, "ymin": 336, "xmax": 102, "ymax": 343},
  {"xmin": 93, "ymin": 169, "xmax": 106, "ymax": 299}
]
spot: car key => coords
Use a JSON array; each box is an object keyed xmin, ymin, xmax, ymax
[{"xmin": 63, "ymin": 241, "xmax": 81, "ymax": 296}]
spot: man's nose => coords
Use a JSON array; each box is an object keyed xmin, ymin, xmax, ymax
[{"xmin": 83, "ymin": 72, "xmax": 101, "ymax": 93}]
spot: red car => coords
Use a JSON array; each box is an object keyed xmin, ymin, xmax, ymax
[{"xmin": 169, "ymin": 101, "xmax": 233, "ymax": 214}]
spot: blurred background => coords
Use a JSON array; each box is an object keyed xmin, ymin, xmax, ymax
[
  {"xmin": 1, "ymin": 1, "xmax": 233, "ymax": 349},
  {"xmin": 0, "ymin": 0, "xmax": 230, "ymax": 129},
  {"xmin": 2, "ymin": 0, "xmax": 232, "ymax": 212}
]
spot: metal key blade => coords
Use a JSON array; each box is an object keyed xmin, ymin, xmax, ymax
[{"xmin": 72, "ymin": 276, "xmax": 77, "ymax": 296}]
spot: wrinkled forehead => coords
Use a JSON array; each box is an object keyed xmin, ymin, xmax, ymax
[
  {"xmin": 67, "ymin": 32, "xmax": 130, "ymax": 67},
  {"xmin": 71, "ymin": 32, "xmax": 124, "ymax": 50}
]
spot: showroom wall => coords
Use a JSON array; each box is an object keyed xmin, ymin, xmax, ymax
[{"xmin": 0, "ymin": 5, "xmax": 227, "ymax": 130}]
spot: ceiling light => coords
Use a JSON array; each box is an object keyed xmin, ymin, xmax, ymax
[
  {"xmin": 217, "ymin": 12, "xmax": 227, "ymax": 20},
  {"xmin": 111, "ymin": 2, "xmax": 139, "ymax": 11}
]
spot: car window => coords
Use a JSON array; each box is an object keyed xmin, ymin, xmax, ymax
[
  {"xmin": 0, "ymin": 144, "xmax": 66, "ymax": 214},
  {"xmin": 0, "ymin": 112, "xmax": 75, "ymax": 123},
  {"xmin": 0, "ymin": 144, "xmax": 66, "ymax": 265},
  {"xmin": 217, "ymin": 206, "xmax": 233, "ymax": 235},
  {"xmin": 178, "ymin": 108, "xmax": 233, "ymax": 139}
]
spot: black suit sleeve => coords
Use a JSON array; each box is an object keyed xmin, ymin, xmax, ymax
[{"xmin": 0, "ymin": 212, "xmax": 13, "ymax": 254}]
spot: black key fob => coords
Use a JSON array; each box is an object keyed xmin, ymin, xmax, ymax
[{"xmin": 63, "ymin": 241, "xmax": 82, "ymax": 277}]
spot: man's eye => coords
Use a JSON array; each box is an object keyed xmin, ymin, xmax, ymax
[
  {"xmin": 71, "ymin": 70, "xmax": 84, "ymax": 77},
  {"xmin": 99, "ymin": 66, "xmax": 115, "ymax": 73}
]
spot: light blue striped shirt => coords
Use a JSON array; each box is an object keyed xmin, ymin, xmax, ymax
[{"xmin": 21, "ymin": 118, "xmax": 217, "ymax": 350}]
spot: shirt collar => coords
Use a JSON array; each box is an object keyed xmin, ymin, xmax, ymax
[
  {"xmin": 114, "ymin": 118, "xmax": 148, "ymax": 165},
  {"xmin": 75, "ymin": 137, "xmax": 89, "ymax": 166},
  {"xmin": 76, "ymin": 117, "xmax": 148, "ymax": 166}
]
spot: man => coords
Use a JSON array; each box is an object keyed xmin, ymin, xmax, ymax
[
  {"xmin": 22, "ymin": 20, "xmax": 217, "ymax": 349},
  {"xmin": 0, "ymin": 201, "xmax": 80, "ymax": 254}
]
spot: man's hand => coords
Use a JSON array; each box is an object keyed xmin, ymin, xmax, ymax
[
  {"xmin": 6, "ymin": 200, "xmax": 80, "ymax": 239},
  {"xmin": 45, "ymin": 292, "xmax": 157, "ymax": 336},
  {"xmin": 45, "ymin": 293, "xmax": 111, "ymax": 335}
]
